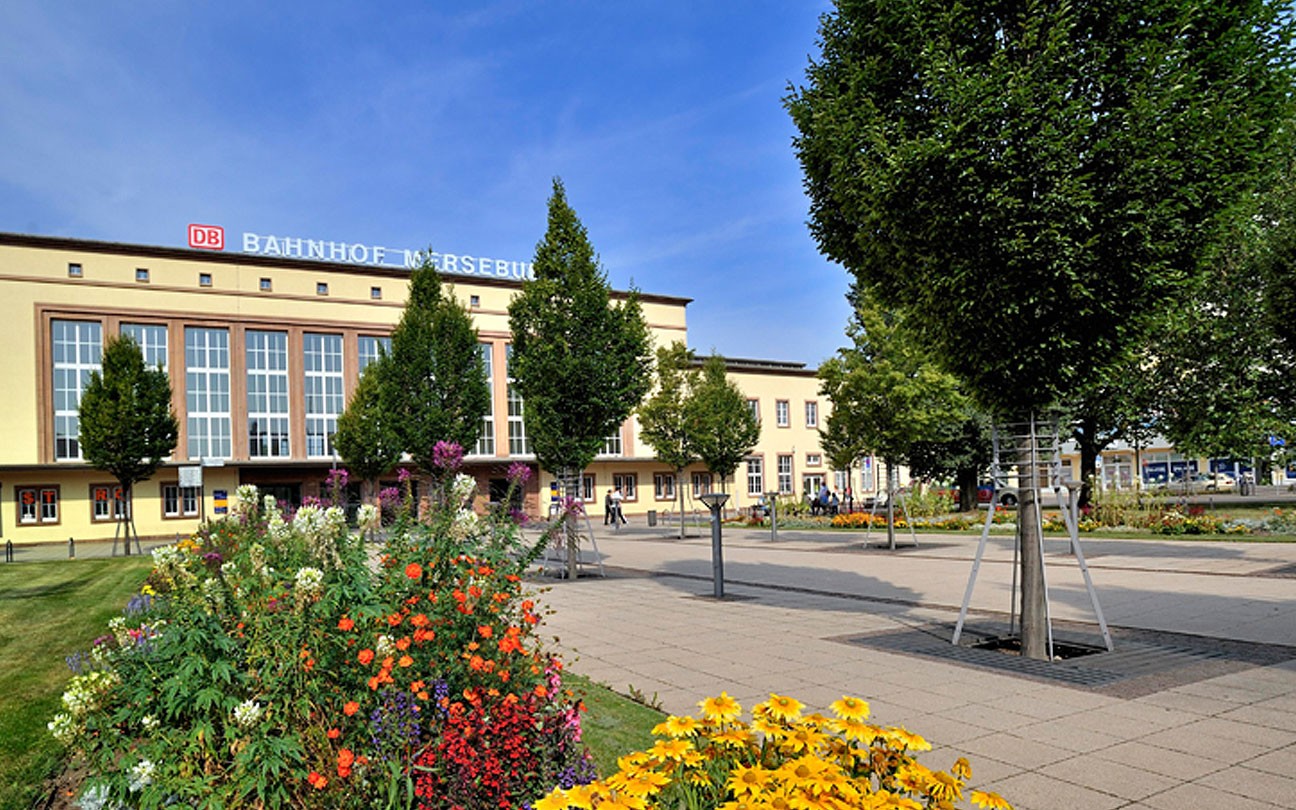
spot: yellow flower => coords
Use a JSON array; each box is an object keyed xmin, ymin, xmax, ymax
[
  {"xmin": 829, "ymin": 696, "xmax": 870, "ymax": 721},
  {"xmin": 970, "ymin": 790, "xmax": 1013, "ymax": 809},
  {"xmin": 926, "ymin": 771, "xmax": 962, "ymax": 803},
  {"xmin": 653, "ymin": 715, "xmax": 700, "ymax": 737},
  {"xmin": 872, "ymin": 791, "xmax": 923, "ymax": 810},
  {"xmin": 752, "ymin": 714, "xmax": 791, "ymax": 741},
  {"xmin": 712, "ymin": 727, "xmax": 756, "ymax": 749},
  {"xmin": 951, "ymin": 757, "xmax": 972, "ymax": 781},
  {"xmin": 829, "ymin": 717, "xmax": 879, "ymax": 743},
  {"xmin": 616, "ymin": 752, "xmax": 654, "ymax": 773},
  {"xmin": 563, "ymin": 783, "xmax": 602, "ymax": 809},
  {"xmin": 598, "ymin": 795, "xmax": 648, "ymax": 810},
  {"xmin": 649, "ymin": 738, "xmax": 693, "ymax": 762},
  {"xmin": 884, "ymin": 727, "xmax": 931, "ymax": 752},
  {"xmin": 607, "ymin": 770, "xmax": 669, "ymax": 797},
  {"xmin": 778, "ymin": 754, "xmax": 829, "ymax": 784},
  {"xmin": 728, "ymin": 763, "xmax": 774, "ymax": 797},
  {"xmin": 686, "ymin": 770, "xmax": 713, "ymax": 786},
  {"xmin": 781, "ymin": 724, "xmax": 828, "ymax": 755},
  {"xmin": 140, "ymin": 584, "xmax": 156, "ymax": 596},
  {"xmin": 764, "ymin": 693, "xmax": 805, "ymax": 723},
  {"xmin": 699, "ymin": 692, "xmax": 743, "ymax": 723}
]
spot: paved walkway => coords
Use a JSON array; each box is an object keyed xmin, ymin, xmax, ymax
[{"xmin": 535, "ymin": 524, "xmax": 1296, "ymax": 810}]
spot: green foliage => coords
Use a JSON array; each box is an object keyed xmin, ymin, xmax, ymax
[
  {"xmin": 78, "ymin": 334, "xmax": 179, "ymax": 494},
  {"xmin": 380, "ymin": 256, "xmax": 490, "ymax": 476},
  {"xmin": 636, "ymin": 342, "xmax": 699, "ymax": 474},
  {"xmin": 684, "ymin": 354, "xmax": 760, "ymax": 489},
  {"xmin": 507, "ymin": 178, "xmax": 653, "ymax": 485},
  {"xmin": 334, "ymin": 361, "xmax": 402, "ymax": 496},
  {"xmin": 787, "ymin": 0, "xmax": 1296, "ymax": 418}
]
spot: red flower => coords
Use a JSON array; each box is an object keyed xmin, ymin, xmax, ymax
[
  {"xmin": 327, "ymin": 727, "xmax": 341, "ymax": 739},
  {"xmin": 307, "ymin": 772, "xmax": 327, "ymax": 790},
  {"xmin": 337, "ymin": 616, "xmax": 355, "ymax": 631},
  {"xmin": 358, "ymin": 649, "xmax": 375, "ymax": 665},
  {"xmin": 477, "ymin": 625, "xmax": 494, "ymax": 639},
  {"xmin": 343, "ymin": 701, "xmax": 360, "ymax": 716},
  {"xmin": 405, "ymin": 562, "xmax": 423, "ymax": 580}
]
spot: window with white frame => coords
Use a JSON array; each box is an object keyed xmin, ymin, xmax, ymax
[
  {"xmin": 805, "ymin": 400, "xmax": 819, "ymax": 428},
  {"xmin": 17, "ymin": 486, "xmax": 60, "ymax": 525},
  {"xmin": 776, "ymin": 400, "xmax": 790, "ymax": 427},
  {"xmin": 121, "ymin": 323, "xmax": 168, "ymax": 371},
  {"xmin": 653, "ymin": 473, "xmax": 676, "ymax": 500},
  {"xmin": 162, "ymin": 483, "xmax": 202, "ymax": 518},
  {"xmin": 806, "ymin": 453, "xmax": 822, "ymax": 467},
  {"xmin": 613, "ymin": 473, "xmax": 637, "ymax": 500},
  {"xmin": 90, "ymin": 484, "xmax": 125, "ymax": 522},
  {"xmin": 473, "ymin": 342, "xmax": 495, "ymax": 456},
  {"xmin": 506, "ymin": 345, "xmax": 531, "ymax": 455},
  {"xmin": 777, "ymin": 454, "xmax": 794, "ymax": 494},
  {"xmin": 746, "ymin": 398, "xmax": 760, "ymax": 424},
  {"xmin": 357, "ymin": 335, "xmax": 392, "ymax": 374},
  {"xmin": 834, "ymin": 470, "xmax": 851, "ymax": 491},
  {"xmin": 246, "ymin": 330, "xmax": 291, "ymax": 457},
  {"xmin": 691, "ymin": 472, "xmax": 712, "ymax": 497},
  {"xmin": 746, "ymin": 457, "xmax": 764, "ymax": 496},
  {"xmin": 185, "ymin": 326, "xmax": 232, "ymax": 459},
  {"xmin": 52, "ymin": 319, "xmax": 102, "ymax": 460},
  {"xmin": 304, "ymin": 332, "xmax": 344, "ymax": 457},
  {"xmin": 581, "ymin": 475, "xmax": 595, "ymax": 502},
  {"xmin": 600, "ymin": 432, "xmax": 623, "ymax": 456}
]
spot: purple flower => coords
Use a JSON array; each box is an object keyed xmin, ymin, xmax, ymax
[
  {"xmin": 507, "ymin": 462, "xmax": 533, "ymax": 485},
  {"xmin": 202, "ymin": 552, "xmax": 223, "ymax": 565},
  {"xmin": 433, "ymin": 440, "xmax": 464, "ymax": 472},
  {"xmin": 397, "ymin": 468, "xmax": 412, "ymax": 483}
]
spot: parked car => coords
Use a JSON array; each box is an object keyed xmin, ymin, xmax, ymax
[
  {"xmin": 976, "ymin": 484, "xmax": 1019, "ymax": 507},
  {"xmin": 1174, "ymin": 471, "xmax": 1236, "ymax": 492}
]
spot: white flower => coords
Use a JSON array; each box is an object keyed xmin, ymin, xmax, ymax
[
  {"xmin": 62, "ymin": 671, "xmax": 119, "ymax": 717},
  {"xmin": 375, "ymin": 634, "xmax": 396, "ymax": 658},
  {"xmin": 128, "ymin": 759, "xmax": 155, "ymax": 791},
  {"xmin": 294, "ymin": 567, "xmax": 324, "ymax": 601},
  {"xmin": 232, "ymin": 699, "xmax": 263, "ymax": 729},
  {"xmin": 75, "ymin": 783, "xmax": 121, "ymax": 810},
  {"xmin": 450, "ymin": 472, "xmax": 477, "ymax": 506},
  {"xmin": 108, "ymin": 616, "xmax": 130, "ymax": 646},
  {"xmin": 235, "ymin": 484, "xmax": 260, "ymax": 515},
  {"xmin": 141, "ymin": 714, "xmax": 159, "ymax": 731},
  {"xmin": 48, "ymin": 712, "xmax": 76, "ymax": 746},
  {"xmin": 356, "ymin": 503, "xmax": 381, "ymax": 533},
  {"xmin": 450, "ymin": 508, "xmax": 481, "ymax": 541}
]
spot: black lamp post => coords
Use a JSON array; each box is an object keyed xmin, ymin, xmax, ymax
[{"xmin": 698, "ymin": 491, "xmax": 730, "ymax": 598}]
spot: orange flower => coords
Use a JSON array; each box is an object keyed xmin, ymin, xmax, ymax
[
  {"xmin": 327, "ymin": 727, "xmax": 341, "ymax": 739},
  {"xmin": 343, "ymin": 701, "xmax": 359, "ymax": 716},
  {"xmin": 405, "ymin": 562, "xmax": 423, "ymax": 580},
  {"xmin": 387, "ymin": 613, "xmax": 404, "ymax": 627},
  {"xmin": 358, "ymin": 649, "xmax": 375, "ymax": 666},
  {"xmin": 397, "ymin": 655, "xmax": 414, "ymax": 668},
  {"xmin": 478, "ymin": 625, "xmax": 494, "ymax": 638},
  {"xmin": 468, "ymin": 585, "xmax": 483, "ymax": 598},
  {"xmin": 469, "ymin": 655, "xmax": 487, "ymax": 671},
  {"xmin": 395, "ymin": 637, "xmax": 411, "ymax": 651},
  {"xmin": 534, "ymin": 684, "xmax": 548, "ymax": 698},
  {"xmin": 337, "ymin": 616, "xmax": 355, "ymax": 631},
  {"xmin": 307, "ymin": 772, "xmax": 327, "ymax": 790},
  {"xmin": 410, "ymin": 613, "xmax": 429, "ymax": 628}
]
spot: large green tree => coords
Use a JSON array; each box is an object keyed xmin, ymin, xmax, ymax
[
  {"xmin": 335, "ymin": 360, "xmax": 403, "ymax": 504},
  {"xmin": 508, "ymin": 179, "xmax": 653, "ymax": 577},
  {"xmin": 788, "ymin": 0, "xmax": 1295, "ymax": 657},
  {"xmin": 684, "ymin": 354, "xmax": 761, "ymax": 495},
  {"xmin": 380, "ymin": 255, "xmax": 490, "ymax": 481},
  {"xmin": 78, "ymin": 335, "xmax": 179, "ymax": 552},
  {"xmin": 637, "ymin": 342, "xmax": 700, "ymax": 538}
]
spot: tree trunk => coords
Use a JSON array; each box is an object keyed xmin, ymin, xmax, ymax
[
  {"xmin": 1075, "ymin": 417, "xmax": 1101, "ymax": 507},
  {"xmin": 885, "ymin": 461, "xmax": 896, "ymax": 551},
  {"xmin": 956, "ymin": 466, "xmax": 978, "ymax": 512},
  {"xmin": 1017, "ymin": 438, "xmax": 1049, "ymax": 660},
  {"xmin": 562, "ymin": 467, "xmax": 580, "ymax": 580},
  {"xmin": 677, "ymin": 471, "xmax": 686, "ymax": 540}
]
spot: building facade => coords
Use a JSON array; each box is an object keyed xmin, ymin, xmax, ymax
[{"xmin": 0, "ymin": 232, "xmax": 852, "ymax": 545}]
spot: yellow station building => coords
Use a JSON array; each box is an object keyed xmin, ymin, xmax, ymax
[{"xmin": 0, "ymin": 230, "xmax": 848, "ymax": 545}]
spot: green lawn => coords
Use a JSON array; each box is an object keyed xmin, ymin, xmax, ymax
[
  {"xmin": 0, "ymin": 558, "xmax": 663, "ymax": 810},
  {"xmin": 0, "ymin": 557, "xmax": 155, "ymax": 810}
]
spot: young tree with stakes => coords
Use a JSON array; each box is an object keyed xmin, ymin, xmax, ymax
[
  {"xmin": 637, "ymin": 342, "xmax": 700, "ymax": 538},
  {"xmin": 788, "ymin": 0, "xmax": 1295, "ymax": 658},
  {"xmin": 335, "ymin": 359, "xmax": 403, "ymax": 507},
  {"xmin": 508, "ymin": 179, "xmax": 653, "ymax": 578},
  {"xmin": 78, "ymin": 335, "xmax": 179, "ymax": 553},
  {"xmin": 684, "ymin": 354, "xmax": 761, "ymax": 499}
]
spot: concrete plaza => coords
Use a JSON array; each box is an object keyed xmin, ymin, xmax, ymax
[{"xmin": 536, "ymin": 523, "xmax": 1296, "ymax": 810}]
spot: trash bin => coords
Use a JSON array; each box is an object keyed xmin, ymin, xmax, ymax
[{"xmin": 647, "ymin": 510, "xmax": 657, "ymax": 527}]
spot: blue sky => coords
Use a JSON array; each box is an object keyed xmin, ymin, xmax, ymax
[{"xmin": 0, "ymin": 2, "xmax": 851, "ymax": 365}]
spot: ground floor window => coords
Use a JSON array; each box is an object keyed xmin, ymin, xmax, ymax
[
  {"xmin": 17, "ymin": 486, "xmax": 60, "ymax": 525},
  {"xmin": 162, "ymin": 483, "xmax": 202, "ymax": 518},
  {"xmin": 746, "ymin": 458, "xmax": 763, "ymax": 497},
  {"xmin": 653, "ymin": 473, "xmax": 675, "ymax": 500},
  {"xmin": 691, "ymin": 472, "xmax": 712, "ymax": 498},
  {"xmin": 581, "ymin": 475, "xmax": 595, "ymax": 503},
  {"xmin": 612, "ymin": 473, "xmax": 637, "ymax": 501},
  {"xmin": 91, "ymin": 484, "xmax": 126, "ymax": 522}
]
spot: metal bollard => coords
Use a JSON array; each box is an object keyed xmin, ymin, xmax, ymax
[
  {"xmin": 68, "ymin": 537, "xmax": 75, "ymax": 559},
  {"xmin": 5, "ymin": 540, "xmax": 12, "ymax": 563}
]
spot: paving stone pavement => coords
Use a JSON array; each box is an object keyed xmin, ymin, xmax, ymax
[{"xmin": 530, "ymin": 525, "xmax": 1296, "ymax": 810}]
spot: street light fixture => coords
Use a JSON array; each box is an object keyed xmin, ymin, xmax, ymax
[{"xmin": 698, "ymin": 491, "xmax": 730, "ymax": 598}]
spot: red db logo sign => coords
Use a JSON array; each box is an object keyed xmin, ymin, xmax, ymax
[{"xmin": 188, "ymin": 224, "xmax": 225, "ymax": 251}]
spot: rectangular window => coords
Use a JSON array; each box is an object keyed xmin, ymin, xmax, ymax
[
  {"xmin": 653, "ymin": 473, "xmax": 676, "ymax": 500},
  {"xmin": 600, "ymin": 432, "xmax": 623, "ymax": 456},
  {"xmin": 185, "ymin": 326, "xmax": 232, "ymax": 459},
  {"xmin": 370, "ymin": 286, "xmax": 382, "ymax": 300},
  {"xmin": 747, "ymin": 398, "xmax": 760, "ymax": 424},
  {"xmin": 316, "ymin": 282, "xmax": 329, "ymax": 296},
  {"xmin": 68, "ymin": 263, "xmax": 83, "ymax": 277},
  {"xmin": 776, "ymin": 400, "xmax": 790, "ymax": 427},
  {"xmin": 246, "ymin": 330, "xmax": 291, "ymax": 457},
  {"xmin": 777, "ymin": 454, "xmax": 794, "ymax": 495},
  {"xmin": 806, "ymin": 453, "xmax": 822, "ymax": 467},
  {"xmin": 259, "ymin": 277, "xmax": 273, "ymax": 292},
  {"xmin": 613, "ymin": 473, "xmax": 637, "ymax": 500},
  {"xmin": 17, "ymin": 486, "xmax": 60, "ymax": 525},
  {"xmin": 199, "ymin": 273, "xmax": 212, "ymax": 287},
  {"xmin": 805, "ymin": 401, "xmax": 819, "ymax": 428},
  {"xmin": 803, "ymin": 474, "xmax": 826, "ymax": 497},
  {"xmin": 121, "ymin": 323, "xmax": 168, "ymax": 371},
  {"xmin": 357, "ymin": 335, "xmax": 392, "ymax": 374},
  {"xmin": 304, "ymin": 332, "xmax": 344, "ymax": 458},
  {"xmin": 470, "ymin": 295, "xmax": 481, "ymax": 308},
  {"xmin": 473, "ymin": 343, "xmax": 495, "ymax": 456},
  {"xmin": 135, "ymin": 268, "xmax": 150, "ymax": 283},
  {"xmin": 581, "ymin": 475, "xmax": 595, "ymax": 502},
  {"xmin": 691, "ymin": 472, "xmax": 713, "ymax": 498},
  {"xmin": 746, "ymin": 457, "xmax": 764, "ymax": 496},
  {"xmin": 506, "ymin": 345, "xmax": 531, "ymax": 455},
  {"xmin": 162, "ymin": 483, "xmax": 202, "ymax": 518},
  {"xmin": 90, "ymin": 484, "xmax": 125, "ymax": 522},
  {"xmin": 834, "ymin": 470, "xmax": 851, "ymax": 492},
  {"xmin": 52, "ymin": 319, "xmax": 102, "ymax": 460}
]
